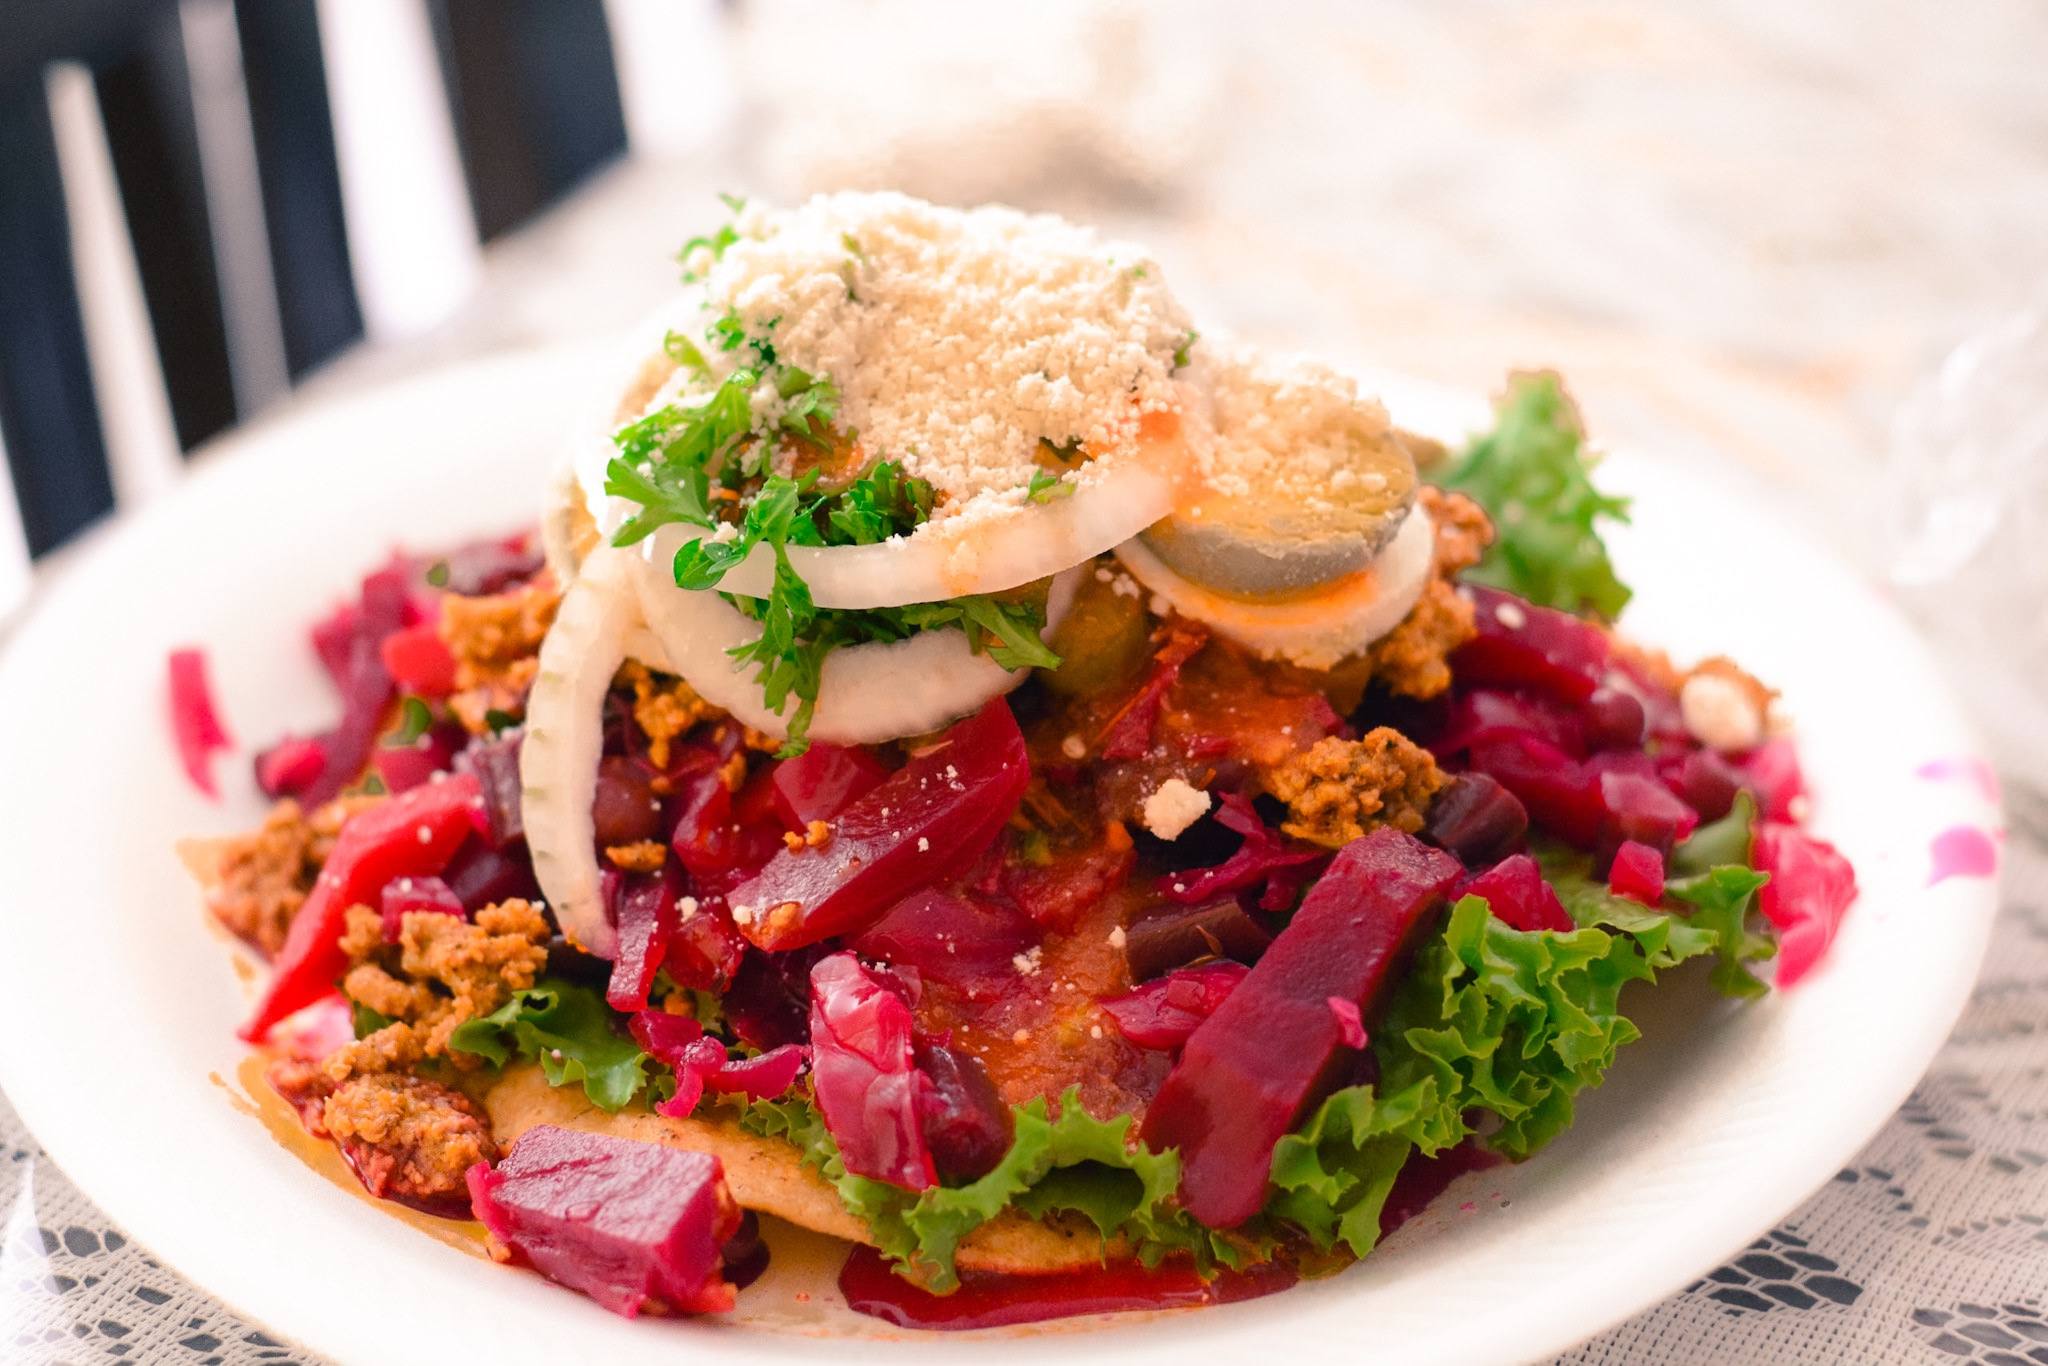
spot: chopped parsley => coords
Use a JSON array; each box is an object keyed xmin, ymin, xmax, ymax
[
  {"xmin": 384, "ymin": 695, "xmax": 434, "ymax": 748},
  {"xmin": 676, "ymin": 193, "xmax": 746, "ymax": 282},
  {"xmin": 1025, "ymin": 468, "xmax": 1073, "ymax": 504},
  {"xmin": 1173, "ymin": 329, "xmax": 1199, "ymax": 371}
]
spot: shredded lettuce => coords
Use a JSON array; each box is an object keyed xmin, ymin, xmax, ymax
[
  {"xmin": 1443, "ymin": 372, "xmax": 1632, "ymax": 619},
  {"xmin": 448, "ymin": 978, "xmax": 656, "ymax": 1112}
]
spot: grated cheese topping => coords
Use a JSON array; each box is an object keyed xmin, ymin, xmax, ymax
[
  {"xmin": 1141, "ymin": 776, "xmax": 1212, "ymax": 841},
  {"xmin": 673, "ymin": 192, "xmax": 1197, "ymax": 521}
]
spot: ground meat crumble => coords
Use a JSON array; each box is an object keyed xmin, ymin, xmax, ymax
[
  {"xmin": 178, "ymin": 794, "xmax": 381, "ymax": 955},
  {"xmin": 1364, "ymin": 487, "xmax": 1493, "ymax": 699},
  {"xmin": 1265, "ymin": 729, "xmax": 1448, "ymax": 849},
  {"xmin": 338, "ymin": 899, "xmax": 550, "ymax": 1058},
  {"xmin": 620, "ymin": 660, "xmax": 716, "ymax": 769},
  {"xmin": 269, "ymin": 1021, "xmax": 495, "ymax": 1209},
  {"xmin": 441, "ymin": 580, "xmax": 560, "ymax": 733}
]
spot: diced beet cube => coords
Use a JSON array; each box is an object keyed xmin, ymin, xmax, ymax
[
  {"xmin": 1607, "ymin": 840, "xmax": 1666, "ymax": 905},
  {"xmin": 379, "ymin": 622, "xmax": 458, "ymax": 698},
  {"xmin": 1420, "ymin": 773, "xmax": 1529, "ymax": 867},
  {"xmin": 727, "ymin": 700, "xmax": 1030, "ymax": 951},
  {"xmin": 1591, "ymin": 756, "xmax": 1699, "ymax": 855},
  {"xmin": 1753, "ymin": 823, "xmax": 1857, "ymax": 987},
  {"xmin": 379, "ymin": 875, "xmax": 466, "ymax": 940},
  {"xmin": 1661, "ymin": 749, "xmax": 1741, "ymax": 823},
  {"xmin": 1100, "ymin": 961, "xmax": 1249, "ymax": 1050},
  {"xmin": 771, "ymin": 743, "xmax": 891, "ymax": 828},
  {"xmin": 607, "ymin": 867, "xmax": 680, "ymax": 1011},
  {"xmin": 850, "ymin": 889, "xmax": 1039, "ymax": 1000},
  {"xmin": 466, "ymin": 1125, "xmax": 740, "ymax": 1318},
  {"xmin": 439, "ymin": 836, "xmax": 540, "ymax": 911},
  {"xmin": 1459, "ymin": 854, "xmax": 1572, "ymax": 932},
  {"xmin": 1000, "ymin": 832, "xmax": 1136, "ymax": 932},
  {"xmin": 309, "ymin": 602, "xmax": 360, "ymax": 690},
  {"xmin": 1140, "ymin": 830, "xmax": 1462, "ymax": 1227},
  {"xmin": 1582, "ymin": 686, "xmax": 1647, "ymax": 751},
  {"xmin": 372, "ymin": 722, "xmax": 465, "ymax": 794},
  {"xmin": 1468, "ymin": 733, "xmax": 1607, "ymax": 847},
  {"xmin": 1122, "ymin": 899, "xmax": 1273, "ymax": 982},
  {"xmin": 808, "ymin": 953, "xmax": 936, "ymax": 1190},
  {"xmin": 1450, "ymin": 586, "xmax": 1610, "ymax": 705},
  {"xmin": 916, "ymin": 1040, "xmax": 1013, "ymax": 1183}
]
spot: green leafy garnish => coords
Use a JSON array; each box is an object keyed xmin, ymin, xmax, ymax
[
  {"xmin": 735, "ymin": 1087, "xmax": 1244, "ymax": 1292},
  {"xmin": 384, "ymin": 695, "xmax": 433, "ymax": 748},
  {"xmin": 1173, "ymin": 329, "xmax": 1198, "ymax": 370},
  {"xmin": 352, "ymin": 1002, "xmax": 395, "ymax": 1038},
  {"xmin": 448, "ymin": 978, "xmax": 655, "ymax": 1111},
  {"xmin": 1443, "ymin": 372, "xmax": 1632, "ymax": 619},
  {"xmin": 677, "ymin": 193, "xmax": 746, "ymax": 281},
  {"xmin": 483, "ymin": 707, "xmax": 519, "ymax": 735},
  {"xmin": 1025, "ymin": 468, "xmax": 1073, "ymax": 504},
  {"xmin": 424, "ymin": 560, "xmax": 450, "ymax": 588},
  {"xmin": 827, "ymin": 462, "xmax": 935, "ymax": 544}
]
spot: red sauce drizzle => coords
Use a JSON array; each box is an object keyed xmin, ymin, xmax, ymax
[{"xmin": 838, "ymin": 1246, "xmax": 1296, "ymax": 1331}]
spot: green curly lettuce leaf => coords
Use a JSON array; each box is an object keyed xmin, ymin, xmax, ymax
[
  {"xmin": 732, "ymin": 1086, "xmax": 1248, "ymax": 1292},
  {"xmin": 447, "ymin": 977, "xmax": 656, "ymax": 1112},
  {"xmin": 1443, "ymin": 371, "xmax": 1632, "ymax": 619}
]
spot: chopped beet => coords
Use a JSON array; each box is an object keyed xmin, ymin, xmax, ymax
[
  {"xmin": 1141, "ymin": 829, "xmax": 1462, "ymax": 1227},
  {"xmin": 1753, "ymin": 823, "xmax": 1857, "ymax": 987},
  {"xmin": 915, "ymin": 1040, "xmax": 1013, "ymax": 1182},
  {"xmin": 850, "ymin": 889, "xmax": 1039, "ymax": 1000},
  {"xmin": 723, "ymin": 947, "xmax": 821, "ymax": 1050},
  {"xmin": 1468, "ymin": 732, "xmax": 1606, "ymax": 846},
  {"xmin": 1100, "ymin": 624, "xmax": 1207, "ymax": 760},
  {"xmin": 595, "ymin": 756, "xmax": 664, "ymax": 849},
  {"xmin": 664, "ymin": 896, "xmax": 749, "ymax": 992},
  {"xmin": 1161, "ymin": 792, "xmax": 1325, "ymax": 912},
  {"xmin": 439, "ymin": 836, "xmax": 540, "ymax": 911},
  {"xmin": 1458, "ymin": 854, "xmax": 1572, "ymax": 933},
  {"xmin": 167, "ymin": 647, "xmax": 233, "ymax": 799},
  {"xmin": 379, "ymin": 875, "xmax": 465, "ymax": 939},
  {"xmin": 1582, "ymin": 686, "xmax": 1647, "ymax": 751},
  {"xmin": 702, "ymin": 1044, "xmax": 807, "ymax": 1102},
  {"xmin": 1122, "ymin": 898, "xmax": 1273, "ymax": 981},
  {"xmin": 1450, "ymin": 587, "xmax": 1610, "ymax": 705},
  {"xmin": 309, "ymin": 601, "xmax": 360, "ymax": 690},
  {"xmin": 999, "ymin": 830, "xmax": 1136, "ymax": 932},
  {"xmin": 1740, "ymin": 738, "xmax": 1806, "ymax": 823},
  {"xmin": 1430, "ymin": 688, "xmax": 1585, "ymax": 760},
  {"xmin": 771, "ymin": 743, "xmax": 891, "ymax": 828},
  {"xmin": 466, "ymin": 1124, "xmax": 739, "ymax": 1318},
  {"xmin": 378, "ymin": 622, "xmax": 458, "ymax": 698},
  {"xmin": 1100, "ymin": 961, "xmax": 1249, "ymax": 1050},
  {"xmin": 437, "ymin": 535, "xmax": 544, "ymax": 596},
  {"xmin": 727, "ymin": 700, "xmax": 1030, "ymax": 951},
  {"xmin": 666, "ymin": 767, "xmax": 781, "ymax": 897},
  {"xmin": 631, "ymin": 1012, "xmax": 807, "ymax": 1116},
  {"xmin": 454, "ymin": 731, "xmax": 524, "ymax": 845},
  {"xmin": 242, "ymin": 774, "xmax": 483, "ymax": 1040},
  {"xmin": 1420, "ymin": 773, "xmax": 1529, "ymax": 866},
  {"xmin": 1590, "ymin": 754, "xmax": 1700, "ymax": 856},
  {"xmin": 371, "ymin": 722, "xmax": 464, "ymax": 794},
  {"xmin": 1661, "ymin": 749, "xmax": 1741, "ymax": 823},
  {"xmin": 254, "ymin": 734, "xmax": 327, "ymax": 799},
  {"xmin": 1607, "ymin": 840, "xmax": 1666, "ymax": 905},
  {"xmin": 808, "ymin": 952, "xmax": 936, "ymax": 1190},
  {"xmin": 608, "ymin": 867, "xmax": 680, "ymax": 1011},
  {"xmin": 296, "ymin": 563, "xmax": 410, "ymax": 807}
]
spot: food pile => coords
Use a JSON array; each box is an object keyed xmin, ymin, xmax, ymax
[{"xmin": 179, "ymin": 193, "xmax": 1856, "ymax": 1328}]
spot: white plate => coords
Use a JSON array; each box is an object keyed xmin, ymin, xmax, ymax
[{"xmin": 0, "ymin": 349, "xmax": 2001, "ymax": 1365}]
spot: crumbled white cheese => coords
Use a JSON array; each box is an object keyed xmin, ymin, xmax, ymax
[
  {"xmin": 686, "ymin": 192, "xmax": 1195, "ymax": 518},
  {"xmin": 1060, "ymin": 733, "xmax": 1087, "ymax": 761},
  {"xmin": 730, "ymin": 903, "xmax": 759, "ymax": 927},
  {"xmin": 1494, "ymin": 600, "xmax": 1527, "ymax": 630},
  {"xmin": 917, "ymin": 836, "xmax": 931, "ymax": 852},
  {"xmin": 1141, "ymin": 777, "xmax": 1211, "ymax": 840},
  {"xmin": 1107, "ymin": 926, "xmax": 1127, "ymax": 949},
  {"xmin": 1680, "ymin": 673, "xmax": 1764, "ymax": 752},
  {"xmin": 1012, "ymin": 946, "xmax": 1044, "ymax": 977},
  {"xmin": 677, "ymin": 896, "xmax": 700, "ymax": 922}
]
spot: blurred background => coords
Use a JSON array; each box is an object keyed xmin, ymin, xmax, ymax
[{"xmin": 1, "ymin": 0, "xmax": 2045, "ymax": 759}]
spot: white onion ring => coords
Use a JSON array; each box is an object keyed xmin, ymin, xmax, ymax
[
  {"xmin": 519, "ymin": 548, "xmax": 637, "ymax": 959},
  {"xmin": 1113, "ymin": 507, "xmax": 1436, "ymax": 671},
  {"xmin": 625, "ymin": 552, "xmax": 1080, "ymax": 745}
]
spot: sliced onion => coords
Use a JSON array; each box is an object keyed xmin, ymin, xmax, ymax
[
  {"xmin": 519, "ymin": 549, "xmax": 638, "ymax": 959},
  {"xmin": 540, "ymin": 463, "xmax": 599, "ymax": 586},
  {"xmin": 636, "ymin": 448, "xmax": 1179, "ymax": 610},
  {"xmin": 1113, "ymin": 506, "xmax": 1436, "ymax": 671},
  {"xmin": 626, "ymin": 553, "xmax": 1080, "ymax": 746}
]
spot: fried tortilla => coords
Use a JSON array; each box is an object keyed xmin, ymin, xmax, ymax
[{"xmin": 483, "ymin": 1064, "xmax": 1130, "ymax": 1275}]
